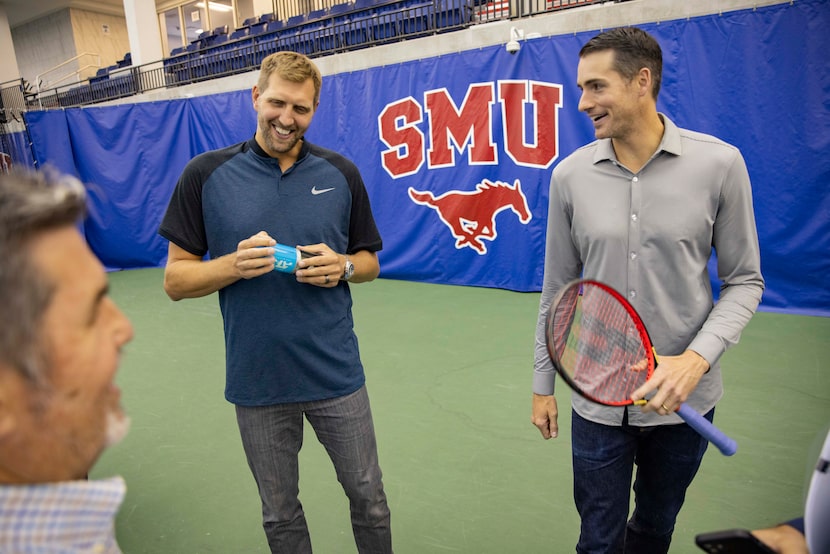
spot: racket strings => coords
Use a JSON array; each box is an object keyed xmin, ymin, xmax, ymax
[{"xmin": 550, "ymin": 285, "xmax": 649, "ymax": 405}]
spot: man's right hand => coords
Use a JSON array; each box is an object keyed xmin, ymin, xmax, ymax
[
  {"xmin": 531, "ymin": 393, "xmax": 559, "ymax": 439},
  {"xmin": 235, "ymin": 231, "xmax": 276, "ymax": 279},
  {"xmin": 164, "ymin": 230, "xmax": 276, "ymax": 301}
]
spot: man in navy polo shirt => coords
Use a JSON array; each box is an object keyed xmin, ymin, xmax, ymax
[{"xmin": 159, "ymin": 51, "xmax": 391, "ymax": 553}]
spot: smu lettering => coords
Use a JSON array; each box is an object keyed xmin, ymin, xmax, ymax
[{"xmin": 379, "ymin": 80, "xmax": 562, "ymax": 179}]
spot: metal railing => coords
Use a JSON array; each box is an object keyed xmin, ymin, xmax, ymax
[
  {"xmin": 0, "ymin": 78, "xmax": 27, "ymax": 123},
  {"xmin": 35, "ymin": 52, "xmax": 103, "ymax": 97},
  {"xmin": 9, "ymin": 0, "xmax": 608, "ymax": 114},
  {"xmin": 0, "ymin": 78, "xmax": 32, "ymax": 172}
]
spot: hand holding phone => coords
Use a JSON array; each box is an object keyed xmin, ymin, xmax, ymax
[{"xmin": 695, "ymin": 529, "xmax": 776, "ymax": 553}]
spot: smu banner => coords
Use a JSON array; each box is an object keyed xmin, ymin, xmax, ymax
[
  {"xmin": 315, "ymin": 50, "xmax": 570, "ymax": 291},
  {"xmin": 24, "ymin": 0, "xmax": 830, "ymax": 315}
]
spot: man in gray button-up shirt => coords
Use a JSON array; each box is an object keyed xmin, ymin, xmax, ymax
[{"xmin": 530, "ymin": 27, "xmax": 764, "ymax": 553}]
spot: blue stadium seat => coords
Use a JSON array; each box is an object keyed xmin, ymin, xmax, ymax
[
  {"xmin": 230, "ymin": 28, "xmax": 250, "ymax": 40},
  {"xmin": 329, "ymin": 1, "xmax": 353, "ymax": 20},
  {"xmin": 400, "ymin": 0, "xmax": 433, "ymax": 35},
  {"xmin": 206, "ymin": 42, "xmax": 230, "ymax": 76},
  {"xmin": 282, "ymin": 28, "xmax": 316, "ymax": 56},
  {"xmin": 89, "ymin": 68, "xmax": 108, "ymax": 98},
  {"xmin": 248, "ymin": 22, "xmax": 268, "ymax": 35},
  {"xmin": 328, "ymin": 2, "xmax": 354, "ymax": 47},
  {"xmin": 372, "ymin": 11, "xmax": 399, "ymax": 41},
  {"xmin": 375, "ymin": 0, "xmax": 407, "ymax": 13},
  {"xmin": 202, "ymin": 25, "xmax": 229, "ymax": 48},
  {"xmin": 223, "ymin": 26, "xmax": 250, "ymax": 70},
  {"xmin": 308, "ymin": 7, "xmax": 328, "ymax": 22},
  {"xmin": 265, "ymin": 19, "xmax": 285, "ymax": 33},
  {"xmin": 107, "ymin": 67, "xmax": 136, "ymax": 97},
  {"xmin": 309, "ymin": 11, "xmax": 338, "ymax": 52},
  {"xmin": 353, "ymin": 0, "xmax": 379, "ymax": 12},
  {"xmin": 340, "ymin": 16, "xmax": 370, "ymax": 47},
  {"xmin": 435, "ymin": 0, "xmax": 473, "ymax": 29},
  {"xmin": 286, "ymin": 14, "xmax": 307, "ymax": 28},
  {"xmin": 255, "ymin": 21, "xmax": 284, "ymax": 61},
  {"xmin": 164, "ymin": 47, "xmax": 190, "ymax": 85}
]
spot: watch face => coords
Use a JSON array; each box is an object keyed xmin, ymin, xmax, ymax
[{"xmin": 344, "ymin": 260, "xmax": 354, "ymax": 280}]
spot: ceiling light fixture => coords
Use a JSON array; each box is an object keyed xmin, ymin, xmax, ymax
[{"xmin": 194, "ymin": 2, "xmax": 234, "ymax": 12}]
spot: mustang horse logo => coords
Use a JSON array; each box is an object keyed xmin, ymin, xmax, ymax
[{"xmin": 408, "ymin": 179, "xmax": 532, "ymax": 254}]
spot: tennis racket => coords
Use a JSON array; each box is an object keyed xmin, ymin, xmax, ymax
[{"xmin": 544, "ymin": 278, "xmax": 738, "ymax": 456}]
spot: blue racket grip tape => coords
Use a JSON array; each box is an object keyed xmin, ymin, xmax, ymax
[
  {"xmin": 676, "ymin": 403, "xmax": 738, "ymax": 456},
  {"xmin": 272, "ymin": 243, "xmax": 302, "ymax": 273}
]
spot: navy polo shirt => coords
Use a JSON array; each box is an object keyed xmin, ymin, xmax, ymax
[{"xmin": 159, "ymin": 137, "xmax": 382, "ymax": 405}]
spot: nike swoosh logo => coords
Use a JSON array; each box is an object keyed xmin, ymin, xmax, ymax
[{"xmin": 311, "ymin": 186, "xmax": 335, "ymax": 195}]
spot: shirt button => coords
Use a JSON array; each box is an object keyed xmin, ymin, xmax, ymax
[
  {"xmin": 631, "ymin": 213, "xmax": 638, "ymax": 222},
  {"xmin": 629, "ymin": 290, "xmax": 637, "ymax": 299},
  {"xmin": 632, "ymin": 176, "xmax": 639, "ymax": 183},
  {"xmin": 630, "ymin": 252, "xmax": 637, "ymax": 260}
]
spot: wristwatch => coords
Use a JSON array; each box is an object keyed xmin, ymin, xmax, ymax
[{"xmin": 342, "ymin": 257, "xmax": 354, "ymax": 281}]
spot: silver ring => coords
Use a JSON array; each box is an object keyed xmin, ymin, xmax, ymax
[{"xmin": 324, "ymin": 274, "xmax": 330, "ymax": 284}]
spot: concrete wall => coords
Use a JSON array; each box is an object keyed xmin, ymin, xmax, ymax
[
  {"xmin": 12, "ymin": 10, "xmax": 76, "ymax": 89},
  {"xmin": 11, "ymin": 8, "xmax": 129, "ymax": 89},
  {"xmin": 0, "ymin": 5, "xmax": 21, "ymax": 83}
]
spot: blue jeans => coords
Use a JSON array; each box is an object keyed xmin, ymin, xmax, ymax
[
  {"xmin": 571, "ymin": 407, "xmax": 712, "ymax": 554},
  {"xmin": 236, "ymin": 385, "xmax": 392, "ymax": 553}
]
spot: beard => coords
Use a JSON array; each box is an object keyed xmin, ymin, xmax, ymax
[
  {"xmin": 264, "ymin": 132, "xmax": 299, "ymax": 155},
  {"xmin": 258, "ymin": 117, "xmax": 304, "ymax": 157},
  {"xmin": 105, "ymin": 410, "xmax": 131, "ymax": 448}
]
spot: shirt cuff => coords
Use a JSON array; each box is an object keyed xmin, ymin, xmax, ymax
[
  {"xmin": 533, "ymin": 369, "xmax": 556, "ymax": 396},
  {"xmin": 686, "ymin": 331, "xmax": 725, "ymax": 369}
]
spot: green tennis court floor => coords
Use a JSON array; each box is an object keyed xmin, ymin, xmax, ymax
[{"xmin": 96, "ymin": 268, "xmax": 830, "ymax": 553}]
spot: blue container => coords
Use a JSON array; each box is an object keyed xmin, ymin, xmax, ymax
[{"xmin": 273, "ymin": 243, "xmax": 302, "ymax": 273}]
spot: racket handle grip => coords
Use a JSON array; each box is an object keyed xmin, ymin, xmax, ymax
[{"xmin": 676, "ymin": 403, "xmax": 738, "ymax": 456}]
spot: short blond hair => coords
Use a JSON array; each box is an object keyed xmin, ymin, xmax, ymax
[{"xmin": 257, "ymin": 51, "xmax": 322, "ymax": 106}]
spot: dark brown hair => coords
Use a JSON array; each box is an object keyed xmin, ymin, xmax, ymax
[{"xmin": 580, "ymin": 27, "xmax": 663, "ymax": 99}]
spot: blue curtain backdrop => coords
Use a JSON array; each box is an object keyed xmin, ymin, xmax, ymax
[{"xmin": 23, "ymin": 0, "xmax": 830, "ymax": 316}]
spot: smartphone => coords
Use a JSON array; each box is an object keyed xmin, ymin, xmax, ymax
[{"xmin": 695, "ymin": 529, "xmax": 776, "ymax": 553}]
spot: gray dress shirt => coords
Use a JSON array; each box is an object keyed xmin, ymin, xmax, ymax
[{"xmin": 533, "ymin": 114, "xmax": 764, "ymax": 427}]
